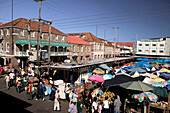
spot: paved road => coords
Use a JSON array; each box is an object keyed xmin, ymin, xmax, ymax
[{"xmin": 0, "ymin": 75, "xmax": 85, "ymax": 113}]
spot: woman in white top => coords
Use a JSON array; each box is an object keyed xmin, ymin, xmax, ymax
[
  {"xmin": 92, "ymin": 97, "xmax": 98, "ymax": 113},
  {"xmin": 103, "ymin": 97, "xmax": 110, "ymax": 113}
]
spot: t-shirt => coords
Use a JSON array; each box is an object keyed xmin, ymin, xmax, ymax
[
  {"xmin": 92, "ymin": 101, "xmax": 98, "ymax": 111},
  {"xmin": 77, "ymin": 100, "xmax": 84, "ymax": 112},
  {"xmin": 98, "ymin": 105, "xmax": 102, "ymax": 113},
  {"xmin": 68, "ymin": 103, "xmax": 77, "ymax": 113},
  {"xmin": 9, "ymin": 73, "xmax": 15, "ymax": 79},
  {"xmin": 103, "ymin": 100, "xmax": 110, "ymax": 109},
  {"xmin": 114, "ymin": 99, "xmax": 122, "ymax": 111}
]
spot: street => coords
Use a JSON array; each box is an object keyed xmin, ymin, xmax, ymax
[{"xmin": 0, "ymin": 75, "xmax": 70, "ymax": 113}]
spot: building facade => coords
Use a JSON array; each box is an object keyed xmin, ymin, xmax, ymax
[
  {"xmin": 67, "ymin": 36, "xmax": 91, "ymax": 62},
  {"xmin": 67, "ymin": 33, "xmax": 104, "ymax": 60},
  {"xmin": 136, "ymin": 37, "xmax": 170, "ymax": 56},
  {"xmin": 0, "ymin": 18, "xmax": 71, "ymax": 69}
]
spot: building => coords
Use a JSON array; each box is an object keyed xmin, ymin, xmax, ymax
[
  {"xmin": 136, "ymin": 37, "xmax": 170, "ymax": 56},
  {"xmin": 67, "ymin": 33, "xmax": 104, "ymax": 60},
  {"xmin": 67, "ymin": 36, "xmax": 91, "ymax": 62},
  {"xmin": 113, "ymin": 42, "xmax": 134, "ymax": 56},
  {"xmin": 0, "ymin": 18, "xmax": 71, "ymax": 69}
]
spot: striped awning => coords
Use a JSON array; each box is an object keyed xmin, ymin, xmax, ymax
[{"xmin": 15, "ymin": 39, "xmax": 71, "ymax": 47}]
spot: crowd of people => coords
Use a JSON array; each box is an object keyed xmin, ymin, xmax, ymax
[{"xmin": 1, "ymin": 66, "xmax": 122, "ymax": 113}]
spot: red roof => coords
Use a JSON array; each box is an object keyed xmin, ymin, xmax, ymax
[
  {"xmin": 113, "ymin": 42, "xmax": 134, "ymax": 47},
  {"xmin": 67, "ymin": 36, "xmax": 91, "ymax": 45},
  {"xmin": 0, "ymin": 18, "xmax": 65, "ymax": 35},
  {"xmin": 0, "ymin": 22, "xmax": 3, "ymax": 25}
]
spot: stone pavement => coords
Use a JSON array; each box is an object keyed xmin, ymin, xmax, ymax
[{"xmin": 0, "ymin": 75, "xmax": 85, "ymax": 113}]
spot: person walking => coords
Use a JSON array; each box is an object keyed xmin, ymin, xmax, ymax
[
  {"xmin": 54, "ymin": 90, "xmax": 60, "ymax": 111},
  {"xmin": 27, "ymin": 81, "xmax": 33, "ymax": 100},
  {"xmin": 114, "ymin": 95, "xmax": 122, "ymax": 113},
  {"xmin": 92, "ymin": 97, "xmax": 98, "ymax": 113},
  {"xmin": 77, "ymin": 96, "xmax": 86, "ymax": 113},
  {"xmin": 103, "ymin": 97, "xmax": 110, "ymax": 113},
  {"xmin": 4, "ymin": 74, "xmax": 10, "ymax": 89},
  {"xmin": 9, "ymin": 71, "xmax": 15, "ymax": 87},
  {"xmin": 41, "ymin": 82, "xmax": 46, "ymax": 101},
  {"xmin": 68, "ymin": 99, "xmax": 77, "ymax": 113}
]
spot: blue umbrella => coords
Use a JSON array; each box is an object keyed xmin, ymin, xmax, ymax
[
  {"xmin": 136, "ymin": 61, "xmax": 151, "ymax": 69},
  {"xmin": 128, "ymin": 67, "xmax": 146, "ymax": 73},
  {"xmin": 159, "ymin": 72, "xmax": 170, "ymax": 79}
]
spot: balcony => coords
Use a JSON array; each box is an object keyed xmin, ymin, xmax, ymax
[
  {"xmin": 50, "ymin": 52, "xmax": 70, "ymax": 56},
  {"xmin": 15, "ymin": 50, "xmax": 29, "ymax": 57}
]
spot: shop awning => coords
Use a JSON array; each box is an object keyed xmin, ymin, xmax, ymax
[{"xmin": 15, "ymin": 39, "xmax": 71, "ymax": 47}]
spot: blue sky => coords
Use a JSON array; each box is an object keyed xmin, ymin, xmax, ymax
[{"xmin": 1, "ymin": 0, "xmax": 170, "ymax": 42}]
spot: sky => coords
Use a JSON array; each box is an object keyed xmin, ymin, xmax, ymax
[{"xmin": 1, "ymin": 0, "xmax": 170, "ymax": 42}]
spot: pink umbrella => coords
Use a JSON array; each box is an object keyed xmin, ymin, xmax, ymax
[{"xmin": 88, "ymin": 74, "xmax": 104, "ymax": 82}]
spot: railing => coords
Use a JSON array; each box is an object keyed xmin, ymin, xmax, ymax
[
  {"xmin": 50, "ymin": 52, "xmax": 70, "ymax": 56},
  {"xmin": 15, "ymin": 51, "xmax": 29, "ymax": 56}
]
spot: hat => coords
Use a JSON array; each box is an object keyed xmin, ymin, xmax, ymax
[
  {"xmin": 28, "ymin": 81, "xmax": 31, "ymax": 83},
  {"xmin": 73, "ymin": 99, "xmax": 77, "ymax": 103}
]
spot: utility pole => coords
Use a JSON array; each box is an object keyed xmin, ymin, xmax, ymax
[
  {"xmin": 34, "ymin": 0, "xmax": 44, "ymax": 68},
  {"xmin": 113, "ymin": 27, "xmax": 119, "ymax": 60},
  {"xmin": 11, "ymin": 0, "xmax": 14, "ymax": 55},
  {"xmin": 48, "ymin": 20, "xmax": 52, "ymax": 63},
  {"xmin": 28, "ymin": 19, "xmax": 31, "ymax": 52}
]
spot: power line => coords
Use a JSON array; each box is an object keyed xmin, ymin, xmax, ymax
[
  {"xmin": 55, "ymin": 12, "xmax": 170, "ymax": 28},
  {"xmin": 53, "ymin": 9, "xmax": 170, "ymax": 26},
  {"xmin": 57, "ymin": 16, "xmax": 170, "ymax": 29},
  {"xmin": 52, "ymin": 3, "xmax": 170, "ymax": 22}
]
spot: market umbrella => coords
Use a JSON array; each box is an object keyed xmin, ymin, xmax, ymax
[
  {"xmin": 99, "ymin": 64, "xmax": 112, "ymax": 71},
  {"xmin": 132, "ymin": 92, "xmax": 158, "ymax": 102},
  {"xmin": 88, "ymin": 74, "xmax": 104, "ymax": 82},
  {"xmin": 142, "ymin": 77, "xmax": 156, "ymax": 85},
  {"xmin": 159, "ymin": 69, "xmax": 170, "ymax": 73},
  {"xmin": 152, "ymin": 82, "xmax": 164, "ymax": 88},
  {"xmin": 145, "ymin": 67, "xmax": 151, "ymax": 72},
  {"xmin": 153, "ymin": 77, "xmax": 165, "ymax": 83},
  {"xmin": 102, "ymin": 74, "xmax": 113, "ymax": 80},
  {"xmin": 103, "ymin": 75, "xmax": 145, "ymax": 87},
  {"xmin": 120, "ymin": 81, "xmax": 154, "ymax": 92},
  {"xmin": 128, "ymin": 67, "xmax": 146, "ymax": 73},
  {"xmin": 93, "ymin": 68, "xmax": 105, "ymax": 74},
  {"xmin": 151, "ymin": 67, "xmax": 158, "ymax": 71},
  {"xmin": 130, "ymin": 71, "xmax": 141, "ymax": 76},
  {"xmin": 136, "ymin": 61, "xmax": 151, "ymax": 69},
  {"xmin": 159, "ymin": 72, "xmax": 170, "ymax": 79},
  {"xmin": 152, "ymin": 87, "xmax": 168, "ymax": 97},
  {"xmin": 131, "ymin": 74, "xmax": 140, "ymax": 78}
]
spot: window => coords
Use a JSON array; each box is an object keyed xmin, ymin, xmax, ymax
[
  {"xmin": 138, "ymin": 44, "xmax": 142, "ymax": 46},
  {"xmin": 1, "ymin": 43, "xmax": 3, "ymax": 51},
  {"xmin": 85, "ymin": 46, "xmax": 87, "ymax": 52},
  {"xmin": 160, "ymin": 44, "xmax": 164, "ymax": 46},
  {"xmin": 73, "ymin": 45, "xmax": 75, "ymax": 52},
  {"xmin": 159, "ymin": 50, "xmax": 164, "ymax": 53},
  {"xmin": 56, "ymin": 35, "xmax": 58, "ymax": 41},
  {"xmin": 152, "ymin": 44, "xmax": 156, "ymax": 46},
  {"xmin": 77, "ymin": 46, "xmax": 79, "ymax": 52},
  {"xmin": 88, "ymin": 46, "xmax": 90, "ymax": 52},
  {"xmin": 138, "ymin": 50, "xmax": 142, "ymax": 52},
  {"xmin": 81, "ymin": 46, "xmax": 83, "ymax": 52},
  {"xmin": 62, "ymin": 36, "xmax": 65, "ymax": 41},
  {"xmin": 0, "ymin": 29, "xmax": 3, "ymax": 36},
  {"xmin": 20, "ymin": 29, "xmax": 24, "ymax": 37},
  {"xmin": 145, "ymin": 44, "xmax": 149, "ymax": 46},
  {"xmin": 145, "ymin": 50, "xmax": 149, "ymax": 52},
  {"xmin": 6, "ymin": 42, "xmax": 9, "ymax": 52},
  {"xmin": 41, "ymin": 33, "xmax": 44, "ymax": 39},
  {"xmin": 6, "ymin": 29, "xmax": 10, "ymax": 36},
  {"xmin": 152, "ymin": 50, "xmax": 156, "ymax": 53},
  {"xmin": 30, "ymin": 32, "xmax": 35, "ymax": 38}
]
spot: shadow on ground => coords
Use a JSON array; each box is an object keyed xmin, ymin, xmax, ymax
[{"xmin": 0, "ymin": 91, "xmax": 32, "ymax": 113}]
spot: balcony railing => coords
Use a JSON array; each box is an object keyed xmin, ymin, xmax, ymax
[
  {"xmin": 50, "ymin": 52, "xmax": 70, "ymax": 56},
  {"xmin": 15, "ymin": 50, "xmax": 29, "ymax": 56}
]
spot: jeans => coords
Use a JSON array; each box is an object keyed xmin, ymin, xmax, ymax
[
  {"xmin": 6, "ymin": 82, "xmax": 9, "ymax": 89},
  {"xmin": 114, "ymin": 111, "xmax": 119, "ymax": 113}
]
